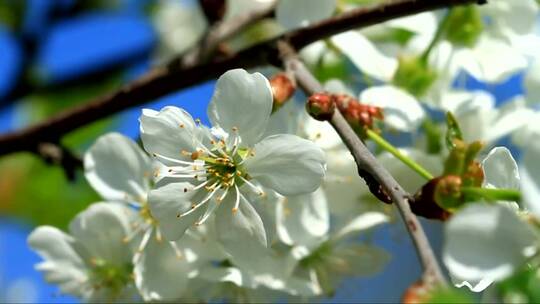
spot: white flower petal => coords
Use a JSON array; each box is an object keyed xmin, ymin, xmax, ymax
[
  {"xmin": 455, "ymin": 36, "xmax": 527, "ymax": 83},
  {"xmin": 215, "ymin": 196, "xmax": 268, "ymax": 271},
  {"xmin": 482, "ymin": 147, "xmax": 520, "ymax": 190},
  {"xmin": 148, "ymin": 182, "xmax": 205, "ymax": 241},
  {"xmin": 276, "ymin": 189, "xmax": 329, "ymax": 247},
  {"xmin": 443, "ymin": 204, "xmax": 538, "ymax": 292},
  {"xmin": 140, "ymin": 106, "xmax": 202, "ymax": 163},
  {"xmin": 303, "ymin": 114, "xmax": 343, "ymax": 150},
  {"xmin": 84, "ymin": 133, "xmax": 151, "ymax": 202},
  {"xmin": 208, "ymin": 69, "xmax": 273, "ymax": 146},
  {"xmin": 482, "ymin": 0, "xmax": 538, "ymax": 38},
  {"xmin": 244, "ymin": 134, "xmax": 326, "ymax": 196},
  {"xmin": 134, "ymin": 238, "xmax": 190, "ymax": 301},
  {"xmin": 331, "ymin": 31, "xmax": 398, "ymax": 81},
  {"xmin": 276, "ymin": 0, "xmax": 336, "ymax": 30},
  {"xmin": 453, "ymin": 277, "xmax": 494, "ymax": 293},
  {"xmin": 331, "ymin": 244, "xmax": 391, "ymax": 276},
  {"xmin": 525, "ymin": 57, "xmax": 540, "ymax": 104},
  {"xmin": 360, "ymin": 85, "xmax": 425, "ymax": 132},
  {"xmin": 27, "ymin": 226, "xmax": 87, "ymax": 296},
  {"xmin": 520, "ymin": 139, "xmax": 540, "ymax": 218},
  {"xmin": 68, "ymin": 203, "xmax": 134, "ymax": 265},
  {"xmin": 334, "ymin": 212, "xmax": 389, "ymax": 241}
]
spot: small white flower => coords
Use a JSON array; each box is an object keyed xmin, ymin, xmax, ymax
[
  {"xmin": 142, "ymin": 69, "xmax": 326, "ymax": 261},
  {"xmin": 85, "ymin": 133, "xmax": 214, "ymax": 301},
  {"xmin": 440, "ymin": 91, "xmax": 533, "ymax": 144},
  {"xmin": 28, "ymin": 203, "xmax": 138, "ymax": 301}
]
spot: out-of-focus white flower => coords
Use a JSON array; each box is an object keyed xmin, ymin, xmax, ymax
[
  {"xmin": 443, "ymin": 147, "xmax": 539, "ymax": 292},
  {"xmin": 85, "ymin": 133, "xmax": 222, "ymax": 301},
  {"xmin": 440, "ymin": 91, "xmax": 533, "ymax": 144},
  {"xmin": 276, "ymin": 0, "xmax": 336, "ymax": 30},
  {"xmin": 28, "ymin": 203, "xmax": 138, "ymax": 301},
  {"xmin": 153, "ymin": 0, "xmax": 207, "ymax": 61},
  {"xmin": 142, "ymin": 69, "xmax": 326, "ymax": 266}
]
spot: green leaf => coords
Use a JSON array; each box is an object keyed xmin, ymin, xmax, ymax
[
  {"xmin": 0, "ymin": 154, "xmax": 99, "ymax": 230},
  {"xmin": 497, "ymin": 262, "xmax": 540, "ymax": 303},
  {"xmin": 424, "ymin": 287, "xmax": 476, "ymax": 303},
  {"xmin": 422, "ymin": 118, "xmax": 443, "ymax": 154},
  {"xmin": 445, "ymin": 112, "xmax": 463, "ymax": 149}
]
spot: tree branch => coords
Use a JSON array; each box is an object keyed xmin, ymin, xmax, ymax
[
  {"xmin": 181, "ymin": 0, "xmax": 277, "ymax": 67},
  {"xmin": 277, "ymin": 41, "xmax": 447, "ymax": 287},
  {"xmin": 0, "ymin": 0, "xmax": 481, "ymax": 156}
]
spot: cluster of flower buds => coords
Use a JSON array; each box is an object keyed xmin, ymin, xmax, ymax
[
  {"xmin": 333, "ymin": 94, "xmax": 384, "ymax": 138},
  {"xmin": 306, "ymin": 92, "xmax": 384, "ymax": 138},
  {"xmin": 412, "ymin": 139, "xmax": 484, "ymax": 220}
]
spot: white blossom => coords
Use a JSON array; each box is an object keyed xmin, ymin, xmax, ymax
[
  {"xmin": 141, "ymin": 69, "xmax": 326, "ymax": 264},
  {"xmin": 28, "ymin": 203, "xmax": 138, "ymax": 301}
]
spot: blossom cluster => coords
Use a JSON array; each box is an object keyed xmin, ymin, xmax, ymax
[{"xmin": 28, "ymin": 0, "xmax": 540, "ymax": 302}]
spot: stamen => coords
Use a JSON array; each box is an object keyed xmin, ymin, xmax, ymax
[
  {"xmin": 170, "ymin": 242, "xmax": 184, "ymax": 259},
  {"xmin": 152, "ymin": 152, "xmax": 197, "ymax": 166},
  {"xmin": 239, "ymin": 175, "xmax": 265, "ymax": 196},
  {"xmin": 217, "ymin": 187, "xmax": 229, "ymax": 202},
  {"xmin": 195, "ymin": 200, "xmax": 219, "ymax": 225},
  {"xmin": 155, "ymin": 228, "xmax": 163, "ymax": 242},
  {"xmin": 177, "ymin": 185, "xmax": 221, "ymax": 218},
  {"xmin": 122, "ymin": 221, "xmax": 147, "ymax": 243},
  {"xmin": 232, "ymin": 185, "xmax": 241, "ymax": 213},
  {"xmin": 185, "ymin": 180, "xmax": 210, "ymax": 192}
]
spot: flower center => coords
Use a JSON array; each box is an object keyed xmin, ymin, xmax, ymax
[
  {"xmin": 88, "ymin": 258, "xmax": 133, "ymax": 298},
  {"xmin": 152, "ymin": 126, "xmax": 265, "ymax": 224}
]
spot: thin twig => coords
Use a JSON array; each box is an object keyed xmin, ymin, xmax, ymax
[
  {"xmin": 35, "ymin": 142, "xmax": 83, "ymax": 181},
  {"xmin": 182, "ymin": 0, "xmax": 277, "ymax": 67},
  {"xmin": 278, "ymin": 41, "xmax": 447, "ymax": 287},
  {"xmin": 0, "ymin": 0, "xmax": 482, "ymax": 157}
]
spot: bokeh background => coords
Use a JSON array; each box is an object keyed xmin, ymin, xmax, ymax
[{"xmin": 0, "ymin": 0, "xmax": 526, "ymax": 302}]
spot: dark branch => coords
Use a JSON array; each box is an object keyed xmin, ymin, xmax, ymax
[{"xmin": 0, "ymin": 0, "xmax": 481, "ymax": 156}]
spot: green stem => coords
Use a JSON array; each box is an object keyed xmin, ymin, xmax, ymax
[
  {"xmin": 461, "ymin": 187, "xmax": 522, "ymax": 202},
  {"xmin": 366, "ymin": 129, "xmax": 434, "ymax": 180},
  {"xmin": 420, "ymin": 10, "xmax": 451, "ymax": 63}
]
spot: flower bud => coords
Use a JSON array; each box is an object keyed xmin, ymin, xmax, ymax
[
  {"xmin": 270, "ymin": 73, "xmax": 296, "ymax": 112},
  {"xmin": 402, "ymin": 280, "xmax": 429, "ymax": 304},
  {"xmin": 411, "ymin": 177, "xmax": 452, "ymax": 221},
  {"xmin": 462, "ymin": 161, "xmax": 484, "ymax": 187},
  {"xmin": 306, "ymin": 92, "xmax": 335, "ymax": 121},
  {"xmin": 392, "ymin": 56, "xmax": 437, "ymax": 97},
  {"xmin": 434, "ymin": 175, "xmax": 463, "ymax": 210},
  {"xmin": 333, "ymin": 94, "xmax": 384, "ymax": 138}
]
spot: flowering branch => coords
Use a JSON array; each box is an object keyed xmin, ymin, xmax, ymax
[
  {"xmin": 0, "ymin": 0, "xmax": 482, "ymax": 158},
  {"xmin": 277, "ymin": 41, "xmax": 447, "ymax": 287}
]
